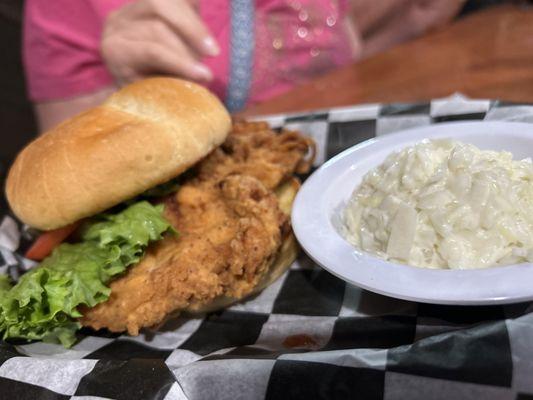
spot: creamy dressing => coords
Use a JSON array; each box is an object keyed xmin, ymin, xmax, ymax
[{"xmin": 342, "ymin": 139, "xmax": 533, "ymax": 269}]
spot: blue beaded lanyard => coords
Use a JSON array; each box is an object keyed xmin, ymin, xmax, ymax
[{"xmin": 225, "ymin": 0, "xmax": 255, "ymax": 112}]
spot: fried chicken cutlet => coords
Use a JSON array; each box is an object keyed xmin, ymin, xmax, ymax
[{"xmin": 81, "ymin": 122, "xmax": 315, "ymax": 334}]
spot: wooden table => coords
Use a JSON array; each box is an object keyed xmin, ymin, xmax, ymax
[{"xmin": 244, "ymin": 4, "xmax": 533, "ymax": 116}]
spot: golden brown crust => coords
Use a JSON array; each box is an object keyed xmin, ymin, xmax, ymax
[
  {"xmin": 81, "ymin": 175, "xmax": 294, "ymax": 334},
  {"xmin": 186, "ymin": 178, "xmax": 300, "ymax": 314},
  {"xmin": 6, "ymin": 78, "xmax": 231, "ymax": 230},
  {"xmin": 80, "ymin": 178, "xmax": 300, "ymax": 334}
]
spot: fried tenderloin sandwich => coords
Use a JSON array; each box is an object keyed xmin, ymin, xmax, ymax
[{"xmin": 1, "ymin": 77, "xmax": 314, "ymax": 346}]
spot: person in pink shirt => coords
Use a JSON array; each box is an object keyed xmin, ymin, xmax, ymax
[{"xmin": 24, "ymin": 0, "xmax": 465, "ymax": 132}]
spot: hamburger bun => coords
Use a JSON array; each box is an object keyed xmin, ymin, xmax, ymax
[{"xmin": 6, "ymin": 78, "xmax": 231, "ymax": 230}]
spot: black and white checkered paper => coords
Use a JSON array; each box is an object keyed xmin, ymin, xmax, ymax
[{"xmin": 1, "ymin": 94, "xmax": 533, "ymax": 400}]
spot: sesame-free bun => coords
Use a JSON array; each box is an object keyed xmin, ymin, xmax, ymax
[{"xmin": 6, "ymin": 78, "xmax": 231, "ymax": 230}]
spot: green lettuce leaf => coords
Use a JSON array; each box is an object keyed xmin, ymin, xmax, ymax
[{"xmin": 0, "ymin": 201, "xmax": 173, "ymax": 347}]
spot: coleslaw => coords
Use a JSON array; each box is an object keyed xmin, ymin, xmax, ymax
[{"xmin": 342, "ymin": 139, "xmax": 533, "ymax": 269}]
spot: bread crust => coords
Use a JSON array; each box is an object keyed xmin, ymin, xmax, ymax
[{"xmin": 6, "ymin": 78, "xmax": 231, "ymax": 230}]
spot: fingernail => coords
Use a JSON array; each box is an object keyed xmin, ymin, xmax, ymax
[
  {"xmin": 203, "ymin": 37, "xmax": 220, "ymax": 56},
  {"xmin": 194, "ymin": 64, "xmax": 213, "ymax": 81}
]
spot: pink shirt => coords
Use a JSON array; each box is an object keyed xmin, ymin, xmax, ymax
[{"xmin": 24, "ymin": 0, "xmax": 355, "ymax": 108}]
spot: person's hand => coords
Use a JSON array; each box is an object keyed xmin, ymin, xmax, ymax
[
  {"xmin": 101, "ymin": 0, "xmax": 219, "ymax": 86},
  {"xmin": 402, "ymin": 0, "xmax": 466, "ymax": 33},
  {"xmin": 350, "ymin": 0, "xmax": 465, "ymax": 58}
]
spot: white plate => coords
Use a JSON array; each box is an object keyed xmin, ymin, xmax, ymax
[{"xmin": 292, "ymin": 121, "xmax": 533, "ymax": 305}]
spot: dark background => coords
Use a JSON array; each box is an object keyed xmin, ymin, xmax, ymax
[
  {"xmin": 0, "ymin": 0, "xmax": 506, "ymax": 173},
  {"xmin": 0, "ymin": 0, "xmax": 36, "ymax": 175}
]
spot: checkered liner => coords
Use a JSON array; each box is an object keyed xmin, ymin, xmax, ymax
[{"xmin": 1, "ymin": 94, "xmax": 533, "ymax": 400}]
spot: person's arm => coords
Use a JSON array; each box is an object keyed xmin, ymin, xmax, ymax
[
  {"xmin": 34, "ymin": 86, "xmax": 117, "ymax": 133},
  {"xmin": 24, "ymin": 0, "xmax": 120, "ymax": 133},
  {"xmin": 349, "ymin": 0, "xmax": 466, "ymax": 58},
  {"xmin": 25, "ymin": 0, "xmax": 219, "ymax": 133}
]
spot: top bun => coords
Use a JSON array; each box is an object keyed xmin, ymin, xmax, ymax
[{"xmin": 6, "ymin": 78, "xmax": 231, "ymax": 230}]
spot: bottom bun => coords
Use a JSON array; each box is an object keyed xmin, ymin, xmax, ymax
[{"xmin": 183, "ymin": 177, "xmax": 301, "ymax": 314}]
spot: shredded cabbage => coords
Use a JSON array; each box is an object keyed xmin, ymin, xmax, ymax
[{"xmin": 343, "ymin": 139, "xmax": 533, "ymax": 269}]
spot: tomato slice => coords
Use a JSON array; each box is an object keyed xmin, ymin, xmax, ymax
[{"xmin": 25, "ymin": 221, "xmax": 81, "ymax": 261}]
